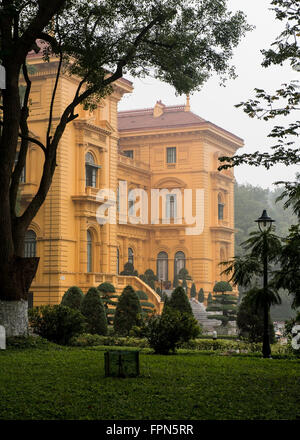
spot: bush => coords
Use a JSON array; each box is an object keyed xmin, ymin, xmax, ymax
[
  {"xmin": 213, "ymin": 281, "xmax": 232, "ymax": 293},
  {"xmin": 97, "ymin": 282, "xmax": 115, "ymax": 293},
  {"xmin": 168, "ymin": 286, "xmax": 193, "ymax": 315},
  {"xmin": 69, "ymin": 333, "xmax": 149, "ymax": 348},
  {"xmin": 114, "ymin": 285, "xmax": 143, "ymax": 336},
  {"xmin": 6, "ymin": 335, "xmax": 60, "ymax": 350},
  {"xmin": 145, "ymin": 307, "xmax": 201, "ymax": 354},
  {"xmin": 198, "ymin": 288, "xmax": 204, "ymax": 303},
  {"xmin": 61, "ymin": 286, "xmax": 84, "ymax": 310},
  {"xmin": 28, "ymin": 305, "xmax": 85, "ymax": 345},
  {"xmin": 80, "ymin": 287, "xmax": 108, "ymax": 335},
  {"xmin": 190, "ymin": 283, "xmax": 196, "ymax": 298},
  {"xmin": 120, "ymin": 262, "xmax": 138, "ymax": 276},
  {"xmin": 237, "ymin": 296, "xmax": 275, "ymax": 343}
]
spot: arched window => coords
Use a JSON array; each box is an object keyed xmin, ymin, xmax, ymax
[
  {"xmin": 157, "ymin": 251, "xmax": 168, "ymax": 281},
  {"xmin": 24, "ymin": 230, "xmax": 36, "ymax": 257},
  {"xmin": 87, "ymin": 230, "xmax": 92, "ymax": 272},
  {"xmin": 116, "ymin": 248, "xmax": 120, "ymax": 274},
  {"xmin": 85, "ymin": 152, "xmax": 97, "ymax": 187},
  {"xmin": 174, "ymin": 251, "xmax": 185, "ymax": 276},
  {"xmin": 166, "ymin": 194, "xmax": 177, "ymax": 220},
  {"xmin": 218, "ymin": 193, "xmax": 224, "ymax": 220},
  {"xmin": 128, "ymin": 247, "xmax": 134, "ymax": 266}
]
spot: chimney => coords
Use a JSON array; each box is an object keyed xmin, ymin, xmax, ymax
[
  {"xmin": 153, "ymin": 100, "xmax": 165, "ymax": 117},
  {"xmin": 184, "ymin": 94, "xmax": 191, "ymax": 112}
]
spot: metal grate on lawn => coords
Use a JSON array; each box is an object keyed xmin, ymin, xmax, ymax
[{"xmin": 104, "ymin": 350, "xmax": 140, "ymax": 378}]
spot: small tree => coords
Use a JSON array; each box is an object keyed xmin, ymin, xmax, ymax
[
  {"xmin": 135, "ymin": 290, "xmax": 155, "ymax": 317},
  {"xmin": 206, "ymin": 284, "xmax": 238, "ymax": 328},
  {"xmin": 28, "ymin": 304, "xmax": 85, "ymax": 345},
  {"xmin": 114, "ymin": 285, "xmax": 142, "ymax": 336},
  {"xmin": 80, "ymin": 287, "xmax": 107, "ymax": 335},
  {"xmin": 198, "ymin": 288, "xmax": 205, "ymax": 303},
  {"xmin": 120, "ymin": 262, "xmax": 138, "ymax": 276},
  {"xmin": 97, "ymin": 282, "xmax": 118, "ymax": 324},
  {"xmin": 173, "ymin": 273, "xmax": 179, "ymax": 288},
  {"xmin": 145, "ymin": 307, "xmax": 200, "ymax": 354},
  {"xmin": 60, "ymin": 286, "xmax": 84, "ymax": 310},
  {"xmin": 190, "ymin": 283, "xmax": 196, "ymax": 298},
  {"xmin": 168, "ymin": 286, "xmax": 193, "ymax": 316},
  {"xmin": 207, "ymin": 293, "xmax": 213, "ymax": 304},
  {"xmin": 140, "ymin": 269, "xmax": 157, "ymax": 290},
  {"xmin": 237, "ymin": 289, "xmax": 275, "ymax": 343}
]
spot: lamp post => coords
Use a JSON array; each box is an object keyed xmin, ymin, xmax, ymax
[{"xmin": 255, "ymin": 210, "xmax": 275, "ymax": 358}]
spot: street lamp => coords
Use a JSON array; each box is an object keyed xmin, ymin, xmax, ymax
[
  {"xmin": 255, "ymin": 209, "xmax": 275, "ymax": 358},
  {"xmin": 255, "ymin": 209, "xmax": 275, "ymax": 232}
]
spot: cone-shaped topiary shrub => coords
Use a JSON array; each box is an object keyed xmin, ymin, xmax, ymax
[
  {"xmin": 114, "ymin": 285, "xmax": 142, "ymax": 336},
  {"xmin": 97, "ymin": 282, "xmax": 115, "ymax": 294},
  {"xmin": 168, "ymin": 286, "xmax": 193, "ymax": 315},
  {"xmin": 61, "ymin": 286, "xmax": 84, "ymax": 310},
  {"xmin": 190, "ymin": 283, "xmax": 196, "ymax": 298},
  {"xmin": 198, "ymin": 288, "xmax": 205, "ymax": 303},
  {"xmin": 80, "ymin": 287, "xmax": 107, "ymax": 335}
]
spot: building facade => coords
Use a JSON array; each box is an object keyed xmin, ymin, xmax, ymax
[{"xmin": 21, "ymin": 53, "xmax": 243, "ymax": 311}]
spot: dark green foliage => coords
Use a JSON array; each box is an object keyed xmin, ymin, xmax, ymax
[
  {"xmin": 97, "ymin": 282, "xmax": 115, "ymax": 293},
  {"xmin": 182, "ymin": 279, "xmax": 187, "ymax": 290},
  {"xmin": 168, "ymin": 286, "xmax": 193, "ymax": 315},
  {"xmin": 61, "ymin": 286, "xmax": 84, "ymax": 310},
  {"xmin": 139, "ymin": 269, "xmax": 157, "ymax": 290},
  {"xmin": 198, "ymin": 288, "xmax": 205, "ymax": 303},
  {"xmin": 120, "ymin": 262, "xmax": 137, "ymax": 276},
  {"xmin": 207, "ymin": 293, "xmax": 213, "ymax": 304},
  {"xmin": 135, "ymin": 290, "xmax": 148, "ymax": 301},
  {"xmin": 155, "ymin": 287, "xmax": 162, "ymax": 297},
  {"xmin": 190, "ymin": 283, "xmax": 196, "ymax": 298},
  {"xmin": 273, "ymin": 224, "xmax": 300, "ymax": 308},
  {"xmin": 213, "ymin": 281, "xmax": 233, "ymax": 293},
  {"xmin": 173, "ymin": 273, "xmax": 179, "ymax": 288},
  {"xmin": 145, "ymin": 307, "xmax": 201, "ymax": 354},
  {"xmin": 234, "ymin": 183, "xmax": 297, "ymax": 257},
  {"xmin": 114, "ymin": 285, "xmax": 142, "ymax": 336},
  {"xmin": 28, "ymin": 305, "xmax": 85, "ymax": 345},
  {"xmin": 178, "ymin": 267, "xmax": 192, "ymax": 280},
  {"xmin": 237, "ymin": 294, "xmax": 275, "ymax": 343},
  {"xmin": 97, "ymin": 282, "xmax": 118, "ymax": 325},
  {"xmin": 207, "ymin": 293, "xmax": 238, "ymax": 326},
  {"xmin": 80, "ymin": 287, "xmax": 108, "ymax": 335}
]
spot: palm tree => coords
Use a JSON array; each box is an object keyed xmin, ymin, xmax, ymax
[{"xmin": 220, "ymin": 228, "xmax": 282, "ymax": 358}]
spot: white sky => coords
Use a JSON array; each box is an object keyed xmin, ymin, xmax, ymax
[{"xmin": 118, "ymin": 0, "xmax": 299, "ymax": 190}]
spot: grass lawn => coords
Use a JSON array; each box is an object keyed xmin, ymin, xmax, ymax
[{"xmin": 0, "ymin": 345, "xmax": 299, "ymax": 420}]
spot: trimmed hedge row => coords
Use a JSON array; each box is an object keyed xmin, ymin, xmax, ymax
[{"xmin": 68, "ymin": 334, "xmax": 264, "ymax": 353}]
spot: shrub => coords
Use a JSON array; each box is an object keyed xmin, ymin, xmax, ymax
[
  {"xmin": 120, "ymin": 262, "xmax": 138, "ymax": 276},
  {"xmin": 69, "ymin": 333, "xmax": 149, "ymax": 348},
  {"xmin": 61, "ymin": 286, "xmax": 84, "ymax": 310},
  {"xmin": 145, "ymin": 307, "xmax": 200, "ymax": 354},
  {"xmin": 80, "ymin": 287, "xmax": 108, "ymax": 335},
  {"xmin": 28, "ymin": 305, "xmax": 85, "ymax": 345},
  {"xmin": 168, "ymin": 286, "xmax": 193, "ymax": 315},
  {"xmin": 190, "ymin": 283, "xmax": 196, "ymax": 298},
  {"xmin": 213, "ymin": 281, "xmax": 233, "ymax": 293},
  {"xmin": 237, "ymin": 296, "xmax": 275, "ymax": 343},
  {"xmin": 97, "ymin": 282, "xmax": 115, "ymax": 293},
  {"xmin": 114, "ymin": 285, "xmax": 142, "ymax": 336},
  {"xmin": 198, "ymin": 288, "xmax": 204, "ymax": 303}
]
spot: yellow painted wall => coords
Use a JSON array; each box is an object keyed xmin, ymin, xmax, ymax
[{"xmin": 21, "ymin": 55, "xmax": 242, "ymax": 310}]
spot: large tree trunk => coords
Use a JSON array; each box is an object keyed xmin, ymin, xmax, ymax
[{"xmin": 0, "ymin": 256, "xmax": 39, "ymax": 336}]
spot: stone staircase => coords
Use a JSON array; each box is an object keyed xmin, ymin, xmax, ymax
[{"xmin": 189, "ymin": 298, "xmax": 221, "ymax": 334}]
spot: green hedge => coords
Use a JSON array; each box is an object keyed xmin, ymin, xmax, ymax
[{"xmin": 69, "ymin": 333, "xmax": 149, "ymax": 348}]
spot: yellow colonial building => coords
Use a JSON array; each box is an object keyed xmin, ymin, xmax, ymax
[{"xmin": 21, "ymin": 50, "xmax": 243, "ymax": 312}]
